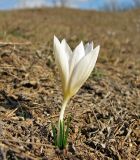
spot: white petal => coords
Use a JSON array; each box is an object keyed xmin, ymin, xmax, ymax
[
  {"xmin": 85, "ymin": 42, "xmax": 93, "ymax": 54},
  {"xmin": 61, "ymin": 39, "xmax": 73, "ymax": 65},
  {"xmin": 69, "ymin": 41, "xmax": 85, "ymax": 76},
  {"xmin": 69, "ymin": 45, "xmax": 100, "ymax": 97},
  {"xmin": 53, "ymin": 36, "xmax": 69, "ymax": 94}
]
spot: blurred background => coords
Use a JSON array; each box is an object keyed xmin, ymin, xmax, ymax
[{"xmin": 0, "ymin": 0, "xmax": 140, "ymax": 11}]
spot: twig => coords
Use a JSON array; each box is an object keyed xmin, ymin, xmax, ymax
[
  {"xmin": 0, "ymin": 41, "xmax": 31, "ymax": 47},
  {"xmin": 0, "ymin": 142, "xmax": 38, "ymax": 160},
  {"xmin": 90, "ymin": 106, "xmax": 102, "ymax": 130},
  {"xmin": 0, "ymin": 138, "xmax": 54, "ymax": 148},
  {"xmin": 0, "ymin": 66, "xmax": 15, "ymax": 69}
]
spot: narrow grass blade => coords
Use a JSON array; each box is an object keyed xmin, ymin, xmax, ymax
[
  {"xmin": 58, "ymin": 120, "xmax": 64, "ymax": 149},
  {"xmin": 64, "ymin": 116, "xmax": 71, "ymax": 147},
  {"xmin": 51, "ymin": 123, "xmax": 57, "ymax": 146}
]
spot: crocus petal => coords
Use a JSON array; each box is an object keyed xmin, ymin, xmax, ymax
[
  {"xmin": 69, "ymin": 41, "xmax": 85, "ymax": 76},
  {"xmin": 61, "ymin": 39, "xmax": 73, "ymax": 65},
  {"xmin": 85, "ymin": 42, "xmax": 93, "ymax": 54},
  {"xmin": 53, "ymin": 36, "xmax": 69, "ymax": 94},
  {"xmin": 68, "ymin": 45, "xmax": 100, "ymax": 97}
]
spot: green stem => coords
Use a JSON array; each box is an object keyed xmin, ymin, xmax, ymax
[{"xmin": 57, "ymin": 97, "xmax": 69, "ymax": 145}]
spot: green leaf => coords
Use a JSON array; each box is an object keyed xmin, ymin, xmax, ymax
[
  {"xmin": 64, "ymin": 116, "xmax": 71, "ymax": 147},
  {"xmin": 59, "ymin": 120, "xmax": 64, "ymax": 149},
  {"xmin": 51, "ymin": 123, "xmax": 57, "ymax": 146},
  {"xmin": 51, "ymin": 117, "xmax": 71, "ymax": 150}
]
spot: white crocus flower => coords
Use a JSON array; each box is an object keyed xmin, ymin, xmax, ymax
[{"xmin": 53, "ymin": 36, "xmax": 100, "ymax": 122}]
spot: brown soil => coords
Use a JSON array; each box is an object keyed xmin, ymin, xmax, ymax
[{"xmin": 0, "ymin": 8, "xmax": 140, "ymax": 160}]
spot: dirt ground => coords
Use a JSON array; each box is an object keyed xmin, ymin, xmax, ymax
[{"xmin": 0, "ymin": 8, "xmax": 140, "ymax": 160}]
